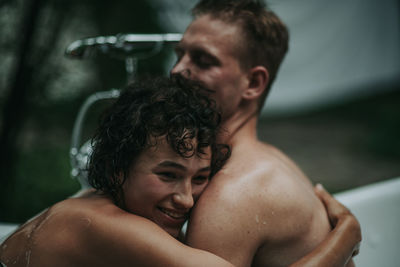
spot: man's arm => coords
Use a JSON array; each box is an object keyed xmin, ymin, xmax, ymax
[{"xmin": 290, "ymin": 184, "xmax": 361, "ymax": 267}]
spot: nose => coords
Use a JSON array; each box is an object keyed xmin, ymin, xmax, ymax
[
  {"xmin": 170, "ymin": 55, "xmax": 191, "ymax": 78},
  {"xmin": 172, "ymin": 181, "xmax": 194, "ymax": 210}
]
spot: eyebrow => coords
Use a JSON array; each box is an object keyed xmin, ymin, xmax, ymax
[{"xmin": 156, "ymin": 160, "xmax": 211, "ymax": 173}]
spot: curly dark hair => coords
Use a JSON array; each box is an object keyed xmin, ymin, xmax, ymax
[{"xmin": 88, "ymin": 76, "xmax": 230, "ymax": 208}]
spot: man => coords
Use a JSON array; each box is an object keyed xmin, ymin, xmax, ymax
[{"xmin": 171, "ymin": 0, "xmax": 360, "ymax": 266}]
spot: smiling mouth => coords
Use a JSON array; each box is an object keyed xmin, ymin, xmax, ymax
[{"xmin": 158, "ymin": 207, "xmax": 188, "ymax": 220}]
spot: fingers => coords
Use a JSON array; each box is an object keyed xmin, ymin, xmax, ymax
[
  {"xmin": 314, "ymin": 184, "xmax": 343, "ymax": 211},
  {"xmin": 315, "ymin": 183, "xmax": 362, "ymax": 259},
  {"xmin": 314, "ymin": 183, "xmax": 330, "ymax": 207},
  {"xmin": 314, "ymin": 183, "xmax": 349, "ymax": 226}
]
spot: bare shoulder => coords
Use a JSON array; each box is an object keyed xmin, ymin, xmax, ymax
[
  {"xmin": 187, "ymin": 140, "xmax": 330, "ymax": 265},
  {"xmin": 31, "ymin": 196, "xmax": 116, "ymax": 253},
  {"xmin": 49, "ymin": 196, "xmax": 232, "ymax": 267},
  {"xmin": 0, "ymin": 196, "xmax": 118, "ymax": 267},
  {"xmin": 191, "ymin": 158, "xmax": 318, "ymax": 240},
  {"xmin": 26, "ymin": 195, "xmax": 169, "ymax": 266},
  {"xmin": 44, "ymin": 196, "xmax": 164, "ymax": 255},
  {"xmin": 1, "ymin": 194, "xmax": 233, "ymax": 267},
  {"xmin": 185, "ymin": 143, "xmax": 317, "ymax": 264},
  {"xmin": 238, "ymin": 141, "xmax": 328, "ymax": 236}
]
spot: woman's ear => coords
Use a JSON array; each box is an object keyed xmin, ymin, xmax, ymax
[{"xmin": 242, "ymin": 66, "xmax": 269, "ymax": 100}]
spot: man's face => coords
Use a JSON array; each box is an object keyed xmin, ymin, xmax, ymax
[
  {"xmin": 123, "ymin": 137, "xmax": 211, "ymax": 238},
  {"xmin": 171, "ymin": 15, "xmax": 249, "ymax": 121}
]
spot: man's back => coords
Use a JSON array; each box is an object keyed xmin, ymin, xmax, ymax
[{"xmin": 186, "ymin": 133, "xmax": 331, "ymax": 267}]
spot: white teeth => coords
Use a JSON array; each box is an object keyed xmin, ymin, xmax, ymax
[{"xmin": 160, "ymin": 208, "xmax": 186, "ymax": 219}]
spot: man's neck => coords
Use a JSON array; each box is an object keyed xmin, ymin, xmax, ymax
[{"xmin": 220, "ymin": 108, "xmax": 259, "ymax": 147}]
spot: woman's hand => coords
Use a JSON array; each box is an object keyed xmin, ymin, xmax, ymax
[
  {"xmin": 315, "ymin": 184, "xmax": 361, "ymax": 258},
  {"xmin": 290, "ymin": 184, "xmax": 361, "ymax": 267}
]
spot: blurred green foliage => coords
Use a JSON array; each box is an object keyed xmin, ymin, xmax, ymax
[
  {"xmin": 0, "ymin": 0, "xmax": 174, "ymax": 222},
  {"xmin": 11, "ymin": 145, "xmax": 80, "ymax": 221}
]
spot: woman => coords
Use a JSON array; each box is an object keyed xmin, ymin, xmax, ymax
[{"xmin": 0, "ymin": 77, "xmax": 360, "ymax": 267}]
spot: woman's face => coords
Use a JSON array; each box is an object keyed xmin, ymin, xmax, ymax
[{"xmin": 123, "ymin": 137, "xmax": 211, "ymax": 238}]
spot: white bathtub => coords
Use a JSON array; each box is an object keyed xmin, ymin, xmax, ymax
[
  {"xmin": 0, "ymin": 223, "xmax": 18, "ymax": 244},
  {"xmin": 335, "ymin": 177, "xmax": 400, "ymax": 267},
  {"xmin": 1, "ymin": 177, "xmax": 400, "ymax": 266}
]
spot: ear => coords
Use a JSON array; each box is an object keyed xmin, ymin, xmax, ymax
[{"xmin": 242, "ymin": 66, "xmax": 269, "ymax": 100}]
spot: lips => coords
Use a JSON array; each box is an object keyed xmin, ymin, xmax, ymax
[{"xmin": 158, "ymin": 207, "xmax": 188, "ymax": 221}]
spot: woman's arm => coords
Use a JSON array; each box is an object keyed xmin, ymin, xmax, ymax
[
  {"xmin": 84, "ymin": 209, "xmax": 234, "ymax": 267},
  {"xmin": 290, "ymin": 184, "xmax": 361, "ymax": 267},
  {"xmin": 79, "ymin": 186, "xmax": 360, "ymax": 267}
]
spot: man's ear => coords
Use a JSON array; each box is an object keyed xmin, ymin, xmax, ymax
[{"xmin": 242, "ymin": 66, "xmax": 269, "ymax": 100}]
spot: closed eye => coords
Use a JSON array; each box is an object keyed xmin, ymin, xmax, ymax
[
  {"xmin": 193, "ymin": 175, "xmax": 209, "ymax": 185},
  {"xmin": 191, "ymin": 51, "xmax": 219, "ymax": 69},
  {"xmin": 157, "ymin": 172, "xmax": 178, "ymax": 181}
]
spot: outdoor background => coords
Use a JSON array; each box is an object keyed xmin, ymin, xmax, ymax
[{"xmin": 0, "ymin": 0, "xmax": 399, "ymax": 223}]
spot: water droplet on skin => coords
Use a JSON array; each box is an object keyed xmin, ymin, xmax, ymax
[
  {"xmin": 81, "ymin": 217, "xmax": 92, "ymax": 228},
  {"xmin": 26, "ymin": 250, "xmax": 31, "ymax": 266}
]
